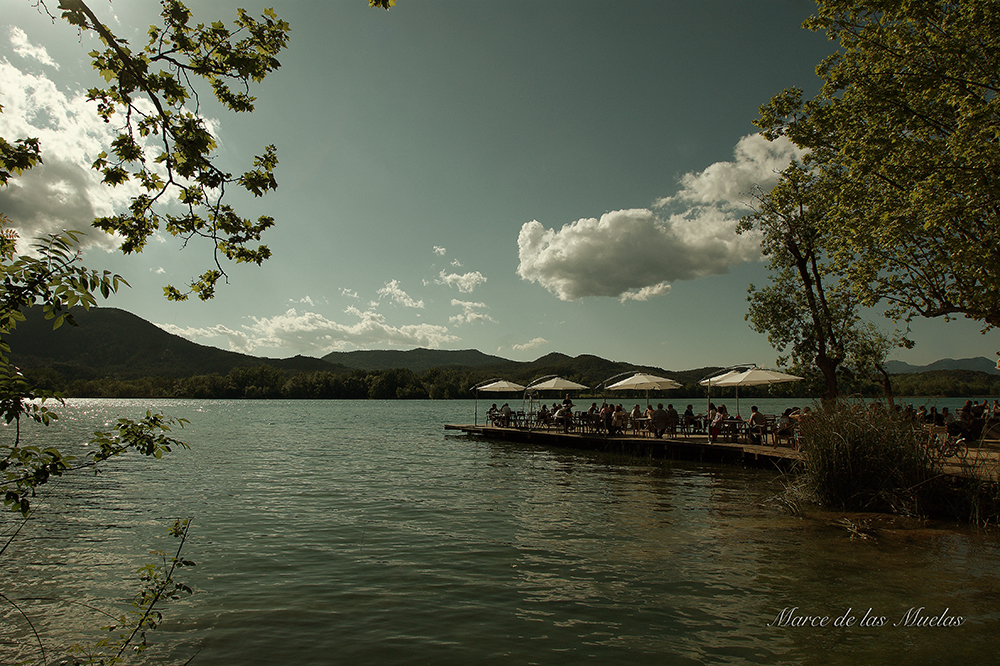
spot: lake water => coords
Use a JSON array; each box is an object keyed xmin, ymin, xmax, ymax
[{"xmin": 4, "ymin": 398, "xmax": 1000, "ymax": 665}]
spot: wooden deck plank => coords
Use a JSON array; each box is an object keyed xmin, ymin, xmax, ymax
[{"xmin": 444, "ymin": 423, "xmax": 802, "ymax": 467}]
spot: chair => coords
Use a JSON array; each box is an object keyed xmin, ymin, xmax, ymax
[
  {"xmin": 926, "ymin": 424, "xmax": 949, "ymax": 451},
  {"xmin": 763, "ymin": 416, "xmax": 778, "ymax": 446},
  {"xmin": 774, "ymin": 424, "xmax": 797, "ymax": 448}
]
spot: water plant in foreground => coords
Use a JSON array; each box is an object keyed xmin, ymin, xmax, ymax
[{"xmin": 793, "ymin": 401, "xmax": 1000, "ymax": 525}]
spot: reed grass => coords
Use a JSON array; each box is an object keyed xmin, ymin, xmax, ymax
[
  {"xmin": 793, "ymin": 400, "xmax": 1000, "ymax": 524},
  {"xmin": 797, "ymin": 401, "xmax": 933, "ymax": 516}
]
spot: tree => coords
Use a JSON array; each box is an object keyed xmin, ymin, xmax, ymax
[
  {"xmin": 1, "ymin": 0, "xmax": 397, "ymax": 655},
  {"xmin": 756, "ymin": 0, "xmax": 1000, "ymax": 331},
  {"xmin": 45, "ymin": 0, "xmax": 291, "ymax": 301},
  {"xmin": 846, "ymin": 321, "xmax": 901, "ymax": 405},
  {"xmin": 0, "ymin": 1, "xmax": 390, "ymax": 659},
  {"xmin": 738, "ymin": 164, "xmax": 857, "ymax": 403},
  {"xmin": 1, "ymin": 0, "xmax": 291, "ymax": 515}
]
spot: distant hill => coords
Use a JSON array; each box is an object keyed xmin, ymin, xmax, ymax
[
  {"xmin": 885, "ymin": 357, "xmax": 999, "ymax": 375},
  {"xmin": 5, "ymin": 307, "xmax": 343, "ymax": 380},
  {"xmin": 322, "ymin": 348, "xmax": 508, "ymax": 373}
]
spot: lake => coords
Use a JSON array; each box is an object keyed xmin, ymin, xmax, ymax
[{"xmin": 4, "ymin": 398, "xmax": 1000, "ymax": 665}]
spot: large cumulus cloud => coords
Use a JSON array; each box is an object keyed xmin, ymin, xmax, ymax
[
  {"xmin": 1, "ymin": 28, "xmax": 216, "ymax": 252},
  {"xmin": 0, "ymin": 55, "xmax": 128, "ymax": 250},
  {"xmin": 517, "ymin": 134, "xmax": 805, "ymax": 301}
]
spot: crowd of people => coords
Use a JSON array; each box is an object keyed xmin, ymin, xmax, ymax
[
  {"xmin": 485, "ymin": 395, "xmax": 1000, "ymax": 452},
  {"xmin": 905, "ymin": 399, "xmax": 1000, "ymax": 440},
  {"xmin": 487, "ymin": 395, "xmax": 813, "ymax": 445}
]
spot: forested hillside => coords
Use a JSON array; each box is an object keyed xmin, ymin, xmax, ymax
[{"xmin": 5, "ymin": 307, "xmax": 998, "ymax": 400}]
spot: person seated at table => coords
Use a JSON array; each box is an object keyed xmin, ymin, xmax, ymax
[
  {"xmin": 683, "ymin": 404, "xmax": 696, "ymax": 429},
  {"xmin": 600, "ymin": 403, "xmax": 612, "ymax": 433},
  {"xmin": 555, "ymin": 404, "xmax": 572, "ymax": 432},
  {"xmin": 666, "ymin": 404, "xmax": 679, "ymax": 436},
  {"xmin": 748, "ymin": 405, "xmax": 766, "ymax": 445},
  {"xmin": 612, "ymin": 404, "xmax": 626, "ymax": 435},
  {"xmin": 929, "ymin": 406, "xmax": 941, "ymax": 426},
  {"xmin": 942, "ymin": 407, "xmax": 962, "ymax": 436},
  {"xmin": 790, "ymin": 406, "xmax": 812, "ymax": 423},
  {"xmin": 710, "ymin": 405, "xmax": 728, "ymax": 442},
  {"xmin": 488, "ymin": 403, "xmax": 499, "ymax": 425},
  {"xmin": 650, "ymin": 403, "xmax": 669, "ymax": 438},
  {"xmin": 776, "ymin": 408, "xmax": 794, "ymax": 438},
  {"xmin": 644, "ymin": 404, "xmax": 655, "ymax": 421},
  {"xmin": 500, "ymin": 403, "xmax": 512, "ymax": 427},
  {"xmin": 537, "ymin": 403, "xmax": 551, "ymax": 425},
  {"xmin": 973, "ymin": 400, "xmax": 986, "ymax": 420},
  {"xmin": 959, "ymin": 404, "xmax": 977, "ymax": 439},
  {"xmin": 630, "ymin": 404, "xmax": 643, "ymax": 430}
]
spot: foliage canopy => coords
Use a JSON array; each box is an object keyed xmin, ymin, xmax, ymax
[
  {"xmin": 756, "ymin": 0, "xmax": 1000, "ymax": 330},
  {"xmin": 52, "ymin": 0, "xmax": 290, "ymax": 300}
]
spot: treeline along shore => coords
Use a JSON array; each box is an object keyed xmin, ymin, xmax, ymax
[{"xmin": 21, "ymin": 363, "xmax": 1000, "ymax": 400}]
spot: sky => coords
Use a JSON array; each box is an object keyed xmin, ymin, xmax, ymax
[{"xmin": 1, "ymin": 0, "xmax": 996, "ymax": 372}]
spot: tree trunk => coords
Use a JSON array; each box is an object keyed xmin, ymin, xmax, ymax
[
  {"xmin": 875, "ymin": 363, "xmax": 894, "ymax": 407},
  {"xmin": 816, "ymin": 352, "xmax": 839, "ymax": 406}
]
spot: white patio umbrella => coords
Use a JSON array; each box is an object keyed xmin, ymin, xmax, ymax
[
  {"xmin": 525, "ymin": 376, "xmax": 589, "ymax": 392},
  {"xmin": 523, "ymin": 376, "xmax": 589, "ymax": 420},
  {"xmin": 471, "ymin": 378, "xmax": 526, "ymax": 425},
  {"xmin": 476, "ymin": 379, "xmax": 526, "ymax": 392},
  {"xmin": 606, "ymin": 372, "xmax": 681, "ymax": 402},
  {"xmin": 699, "ymin": 367, "xmax": 803, "ymax": 416}
]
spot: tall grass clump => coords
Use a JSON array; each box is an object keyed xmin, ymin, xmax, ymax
[{"xmin": 798, "ymin": 401, "xmax": 932, "ymax": 515}]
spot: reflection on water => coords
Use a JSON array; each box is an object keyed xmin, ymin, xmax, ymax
[{"xmin": 3, "ymin": 399, "xmax": 1000, "ymax": 665}]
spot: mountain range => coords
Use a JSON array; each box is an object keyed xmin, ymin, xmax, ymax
[
  {"xmin": 3, "ymin": 306, "xmax": 995, "ymax": 381},
  {"xmin": 884, "ymin": 357, "xmax": 999, "ymax": 375}
]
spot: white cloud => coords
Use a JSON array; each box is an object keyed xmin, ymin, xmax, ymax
[
  {"xmin": 0, "ymin": 60, "xmax": 128, "ymax": 250},
  {"xmin": 377, "ymin": 279, "xmax": 424, "ymax": 308},
  {"xmin": 655, "ymin": 134, "xmax": 804, "ymax": 209},
  {"xmin": 436, "ymin": 269, "xmax": 486, "ymax": 293},
  {"xmin": 158, "ymin": 307, "xmax": 459, "ymax": 357},
  {"xmin": 158, "ymin": 323, "xmax": 251, "ymax": 353},
  {"xmin": 0, "ymin": 58, "xmax": 186, "ymax": 254},
  {"xmin": 9, "ymin": 27, "xmax": 59, "ymax": 69},
  {"xmin": 517, "ymin": 133, "xmax": 803, "ymax": 302},
  {"xmin": 449, "ymin": 299, "xmax": 495, "ymax": 325},
  {"xmin": 340, "ymin": 288, "xmax": 359, "ymax": 299},
  {"xmin": 433, "ymin": 245, "xmax": 446, "ymax": 255},
  {"xmin": 619, "ymin": 282, "xmax": 672, "ymax": 303},
  {"xmin": 512, "ymin": 337, "xmax": 548, "ymax": 352},
  {"xmin": 517, "ymin": 207, "xmax": 759, "ymax": 301},
  {"xmin": 0, "ymin": 41, "xmax": 227, "ymax": 253}
]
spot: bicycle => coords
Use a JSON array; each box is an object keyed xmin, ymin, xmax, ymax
[{"xmin": 925, "ymin": 425, "xmax": 969, "ymax": 465}]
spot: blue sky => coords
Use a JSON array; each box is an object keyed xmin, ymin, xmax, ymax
[{"xmin": 1, "ymin": 0, "xmax": 995, "ymax": 371}]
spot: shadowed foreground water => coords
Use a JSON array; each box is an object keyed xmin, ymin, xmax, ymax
[{"xmin": 3, "ymin": 399, "xmax": 1000, "ymax": 665}]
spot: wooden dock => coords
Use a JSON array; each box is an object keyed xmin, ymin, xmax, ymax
[
  {"xmin": 446, "ymin": 423, "xmax": 1000, "ymax": 481},
  {"xmin": 444, "ymin": 423, "xmax": 803, "ymax": 468}
]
